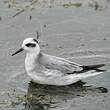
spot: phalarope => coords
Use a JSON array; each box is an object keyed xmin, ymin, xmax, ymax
[{"xmin": 12, "ymin": 38, "xmax": 106, "ymax": 86}]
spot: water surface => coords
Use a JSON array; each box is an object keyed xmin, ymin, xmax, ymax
[{"xmin": 0, "ymin": 0, "xmax": 110, "ymax": 110}]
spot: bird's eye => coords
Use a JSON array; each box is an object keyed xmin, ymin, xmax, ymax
[{"xmin": 25, "ymin": 43, "xmax": 36, "ymax": 47}]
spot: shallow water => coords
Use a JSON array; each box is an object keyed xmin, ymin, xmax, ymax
[{"xmin": 0, "ymin": 0, "xmax": 110, "ymax": 110}]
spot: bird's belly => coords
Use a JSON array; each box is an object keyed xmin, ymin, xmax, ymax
[
  {"xmin": 27, "ymin": 71, "xmax": 76, "ymax": 86},
  {"xmin": 30, "ymin": 77, "xmax": 75, "ymax": 86}
]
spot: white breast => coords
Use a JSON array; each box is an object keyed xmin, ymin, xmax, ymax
[{"xmin": 25, "ymin": 53, "xmax": 37, "ymax": 75}]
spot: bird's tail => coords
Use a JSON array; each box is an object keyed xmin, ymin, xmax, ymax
[
  {"xmin": 70, "ymin": 70, "xmax": 104, "ymax": 84},
  {"xmin": 76, "ymin": 70, "xmax": 104, "ymax": 79},
  {"xmin": 71, "ymin": 64, "xmax": 107, "ymax": 82},
  {"xmin": 81, "ymin": 64, "xmax": 106, "ymax": 72}
]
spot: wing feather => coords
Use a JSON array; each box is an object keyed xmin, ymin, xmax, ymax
[{"xmin": 38, "ymin": 53, "xmax": 83, "ymax": 74}]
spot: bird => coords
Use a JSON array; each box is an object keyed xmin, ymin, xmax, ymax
[{"xmin": 12, "ymin": 38, "xmax": 107, "ymax": 86}]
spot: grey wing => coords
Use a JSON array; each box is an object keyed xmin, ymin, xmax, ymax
[{"xmin": 40, "ymin": 54, "xmax": 83, "ymax": 74}]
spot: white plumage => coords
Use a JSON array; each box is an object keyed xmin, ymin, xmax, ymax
[{"xmin": 12, "ymin": 38, "xmax": 106, "ymax": 86}]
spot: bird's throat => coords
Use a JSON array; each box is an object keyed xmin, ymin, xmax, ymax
[{"xmin": 25, "ymin": 52, "xmax": 39, "ymax": 75}]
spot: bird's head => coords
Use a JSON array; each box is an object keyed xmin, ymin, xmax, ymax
[{"xmin": 12, "ymin": 38, "xmax": 40, "ymax": 56}]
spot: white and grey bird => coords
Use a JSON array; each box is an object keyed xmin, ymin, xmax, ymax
[{"xmin": 12, "ymin": 38, "xmax": 107, "ymax": 86}]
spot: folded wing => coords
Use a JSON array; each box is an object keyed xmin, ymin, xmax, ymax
[{"xmin": 38, "ymin": 53, "xmax": 83, "ymax": 74}]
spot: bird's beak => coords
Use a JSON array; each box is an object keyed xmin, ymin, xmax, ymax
[{"xmin": 11, "ymin": 48, "xmax": 24, "ymax": 56}]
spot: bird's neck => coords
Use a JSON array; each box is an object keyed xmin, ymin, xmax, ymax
[
  {"xmin": 25, "ymin": 49, "xmax": 41, "ymax": 75},
  {"xmin": 26, "ymin": 45, "xmax": 40, "ymax": 61}
]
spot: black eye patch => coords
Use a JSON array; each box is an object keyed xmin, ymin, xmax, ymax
[
  {"xmin": 33, "ymin": 39, "xmax": 38, "ymax": 43},
  {"xmin": 25, "ymin": 43, "xmax": 36, "ymax": 47}
]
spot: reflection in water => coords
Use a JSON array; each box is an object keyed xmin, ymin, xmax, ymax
[
  {"xmin": 0, "ymin": 81, "xmax": 108, "ymax": 109},
  {"xmin": 24, "ymin": 81, "xmax": 108, "ymax": 110}
]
